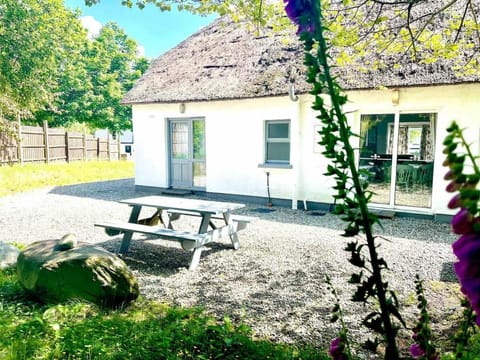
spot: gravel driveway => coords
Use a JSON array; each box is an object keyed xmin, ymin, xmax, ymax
[{"xmin": 0, "ymin": 178, "xmax": 460, "ymax": 356}]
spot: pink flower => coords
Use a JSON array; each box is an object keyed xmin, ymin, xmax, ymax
[
  {"xmin": 452, "ymin": 233, "xmax": 480, "ymax": 260},
  {"xmin": 410, "ymin": 343, "xmax": 425, "ymax": 358},
  {"xmin": 284, "ymin": 0, "xmax": 317, "ymax": 34},
  {"xmin": 444, "ymin": 169, "xmax": 455, "ymax": 180},
  {"xmin": 448, "ymin": 194, "xmax": 462, "ymax": 209},
  {"xmin": 451, "ymin": 208, "xmax": 473, "ymax": 234},
  {"xmin": 446, "ymin": 181, "xmax": 461, "ymax": 193},
  {"xmin": 328, "ymin": 337, "xmax": 348, "ymax": 360}
]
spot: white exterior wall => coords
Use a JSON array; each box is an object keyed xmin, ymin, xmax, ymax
[{"xmin": 131, "ymin": 83, "xmax": 480, "ymax": 216}]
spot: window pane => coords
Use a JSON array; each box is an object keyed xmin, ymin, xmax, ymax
[
  {"xmin": 268, "ymin": 123, "xmax": 289, "ymax": 139},
  {"xmin": 192, "ymin": 120, "xmax": 205, "ymax": 160},
  {"xmin": 193, "ymin": 162, "xmax": 206, "ymax": 187},
  {"xmin": 267, "ymin": 142, "xmax": 290, "ymax": 162},
  {"xmin": 172, "ymin": 122, "xmax": 188, "ymax": 160}
]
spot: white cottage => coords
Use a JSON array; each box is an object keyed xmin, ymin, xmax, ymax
[{"xmin": 122, "ymin": 17, "xmax": 480, "ymax": 221}]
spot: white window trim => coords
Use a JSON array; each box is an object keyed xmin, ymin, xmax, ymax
[{"xmin": 263, "ymin": 119, "xmax": 291, "ymax": 166}]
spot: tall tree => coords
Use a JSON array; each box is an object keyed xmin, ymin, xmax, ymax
[
  {"xmin": 37, "ymin": 22, "xmax": 148, "ymax": 133},
  {"xmin": 0, "ymin": 0, "xmax": 87, "ymax": 121},
  {"xmin": 80, "ymin": 22, "xmax": 149, "ymax": 133}
]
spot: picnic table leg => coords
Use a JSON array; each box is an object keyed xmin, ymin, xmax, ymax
[
  {"xmin": 229, "ymin": 232, "xmax": 240, "ymax": 250},
  {"xmin": 119, "ymin": 205, "xmax": 141, "ymax": 254},
  {"xmin": 198, "ymin": 214, "xmax": 212, "ymax": 233},
  {"xmin": 161, "ymin": 210, "xmax": 175, "ymax": 229},
  {"xmin": 188, "ymin": 246, "xmax": 205, "ymax": 270},
  {"xmin": 224, "ymin": 213, "xmax": 240, "ymax": 250}
]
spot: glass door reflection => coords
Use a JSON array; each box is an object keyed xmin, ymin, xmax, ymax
[
  {"xmin": 393, "ymin": 114, "xmax": 435, "ymax": 208},
  {"xmin": 359, "ymin": 114, "xmax": 394, "ymax": 205},
  {"xmin": 359, "ymin": 113, "xmax": 435, "ymax": 208}
]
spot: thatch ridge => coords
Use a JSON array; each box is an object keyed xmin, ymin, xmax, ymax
[{"xmin": 123, "ymin": 16, "xmax": 479, "ymax": 105}]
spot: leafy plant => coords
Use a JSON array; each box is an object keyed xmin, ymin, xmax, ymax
[{"xmin": 0, "ymin": 269, "xmax": 328, "ymax": 359}]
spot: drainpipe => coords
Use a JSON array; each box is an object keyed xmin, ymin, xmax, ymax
[{"xmin": 290, "ymin": 86, "xmax": 301, "ymax": 210}]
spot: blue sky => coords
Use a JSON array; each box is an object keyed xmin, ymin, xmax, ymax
[{"xmin": 64, "ymin": 0, "xmax": 218, "ymax": 59}]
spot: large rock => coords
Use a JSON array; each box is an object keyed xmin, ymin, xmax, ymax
[
  {"xmin": 17, "ymin": 235, "xmax": 139, "ymax": 307},
  {"xmin": 0, "ymin": 242, "xmax": 20, "ymax": 269}
]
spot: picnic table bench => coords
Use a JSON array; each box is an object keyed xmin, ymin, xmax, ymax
[{"xmin": 95, "ymin": 196, "xmax": 257, "ymax": 270}]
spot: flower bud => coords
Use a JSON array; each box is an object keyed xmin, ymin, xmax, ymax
[
  {"xmin": 446, "ymin": 122, "xmax": 459, "ymax": 132},
  {"xmin": 444, "ymin": 170, "xmax": 455, "ymax": 180},
  {"xmin": 448, "ymin": 194, "xmax": 462, "ymax": 209},
  {"xmin": 446, "ymin": 181, "xmax": 461, "ymax": 193}
]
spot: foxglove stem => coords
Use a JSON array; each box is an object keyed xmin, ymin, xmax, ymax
[{"xmin": 310, "ymin": 4, "xmax": 400, "ymax": 359}]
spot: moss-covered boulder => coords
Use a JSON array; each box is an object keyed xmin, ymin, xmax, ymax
[{"xmin": 17, "ymin": 235, "xmax": 139, "ymax": 307}]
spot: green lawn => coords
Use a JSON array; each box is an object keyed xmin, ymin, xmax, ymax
[
  {"xmin": 0, "ymin": 268, "xmax": 327, "ymax": 360},
  {"xmin": 0, "ymin": 160, "xmax": 134, "ymax": 197}
]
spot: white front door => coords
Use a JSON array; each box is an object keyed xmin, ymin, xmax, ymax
[{"xmin": 169, "ymin": 118, "xmax": 206, "ymax": 189}]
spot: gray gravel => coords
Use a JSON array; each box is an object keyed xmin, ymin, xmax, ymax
[{"xmin": 0, "ymin": 178, "xmax": 460, "ymax": 356}]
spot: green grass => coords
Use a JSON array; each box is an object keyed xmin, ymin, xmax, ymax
[
  {"xmin": 0, "ymin": 160, "xmax": 134, "ymax": 197},
  {"xmin": 0, "ymin": 268, "xmax": 327, "ymax": 360}
]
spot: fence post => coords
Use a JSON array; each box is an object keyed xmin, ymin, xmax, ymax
[
  {"xmin": 107, "ymin": 131, "xmax": 111, "ymax": 160},
  {"xmin": 83, "ymin": 130, "xmax": 87, "ymax": 161},
  {"xmin": 117, "ymin": 136, "xmax": 121, "ymax": 160},
  {"xmin": 43, "ymin": 120, "xmax": 50, "ymax": 163},
  {"xmin": 65, "ymin": 132, "xmax": 70, "ymax": 162},
  {"xmin": 97, "ymin": 137, "xmax": 100, "ymax": 159},
  {"xmin": 17, "ymin": 114, "xmax": 23, "ymax": 164}
]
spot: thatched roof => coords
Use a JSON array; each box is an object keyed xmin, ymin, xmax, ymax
[{"xmin": 123, "ymin": 16, "xmax": 479, "ymax": 105}]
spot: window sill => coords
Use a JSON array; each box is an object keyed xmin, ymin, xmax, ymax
[{"xmin": 258, "ymin": 163, "xmax": 292, "ymax": 169}]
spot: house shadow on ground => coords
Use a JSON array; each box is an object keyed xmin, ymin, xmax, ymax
[{"xmin": 48, "ymin": 178, "xmax": 154, "ymax": 202}]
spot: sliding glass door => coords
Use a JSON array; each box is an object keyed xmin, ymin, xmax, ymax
[{"xmin": 359, "ymin": 113, "xmax": 436, "ymax": 208}]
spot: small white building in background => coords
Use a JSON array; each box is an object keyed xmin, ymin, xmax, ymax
[
  {"xmin": 95, "ymin": 129, "xmax": 134, "ymax": 159},
  {"xmin": 122, "ymin": 17, "xmax": 480, "ymax": 221}
]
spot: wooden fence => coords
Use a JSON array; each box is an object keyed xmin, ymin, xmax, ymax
[{"xmin": 0, "ymin": 121, "xmax": 120, "ymax": 164}]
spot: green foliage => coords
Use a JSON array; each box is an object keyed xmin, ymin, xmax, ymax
[
  {"xmin": 71, "ymin": 22, "xmax": 147, "ymax": 133},
  {"xmin": 411, "ymin": 276, "xmax": 439, "ymax": 360},
  {"xmin": 0, "ymin": 0, "xmax": 86, "ymax": 120},
  {"xmin": 0, "ymin": 0, "xmax": 148, "ymax": 132},
  {"xmin": 0, "ymin": 161, "xmax": 134, "ymax": 197},
  {"xmin": 0, "ymin": 269, "xmax": 328, "ymax": 359},
  {"xmin": 86, "ymin": 0, "xmax": 480, "ymax": 75}
]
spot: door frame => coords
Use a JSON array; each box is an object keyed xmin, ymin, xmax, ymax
[
  {"xmin": 358, "ymin": 109, "xmax": 438, "ymax": 211},
  {"xmin": 167, "ymin": 117, "xmax": 206, "ymax": 190}
]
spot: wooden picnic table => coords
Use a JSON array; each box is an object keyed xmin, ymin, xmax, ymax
[{"xmin": 95, "ymin": 195, "xmax": 255, "ymax": 270}]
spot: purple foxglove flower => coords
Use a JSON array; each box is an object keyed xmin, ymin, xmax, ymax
[
  {"xmin": 328, "ymin": 337, "xmax": 348, "ymax": 360},
  {"xmin": 444, "ymin": 169, "xmax": 455, "ymax": 180},
  {"xmin": 452, "ymin": 208, "xmax": 474, "ymax": 234},
  {"xmin": 446, "ymin": 181, "xmax": 461, "ymax": 193},
  {"xmin": 448, "ymin": 193, "xmax": 462, "ymax": 209},
  {"xmin": 410, "ymin": 343, "xmax": 425, "ymax": 358},
  {"xmin": 452, "ymin": 233, "xmax": 480, "ymax": 260},
  {"xmin": 284, "ymin": 0, "xmax": 317, "ymax": 33}
]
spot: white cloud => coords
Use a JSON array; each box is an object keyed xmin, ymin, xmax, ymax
[
  {"xmin": 80, "ymin": 16, "xmax": 102, "ymax": 40},
  {"xmin": 136, "ymin": 45, "xmax": 145, "ymax": 57}
]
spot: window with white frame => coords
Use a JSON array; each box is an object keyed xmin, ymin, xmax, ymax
[{"xmin": 265, "ymin": 120, "xmax": 290, "ymax": 164}]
